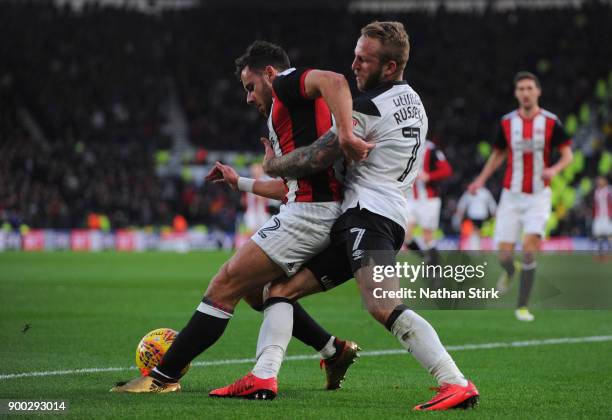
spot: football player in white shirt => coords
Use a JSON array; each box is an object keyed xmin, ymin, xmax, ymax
[
  {"xmin": 212, "ymin": 21, "xmax": 478, "ymax": 411},
  {"xmin": 455, "ymin": 187, "xmax": 497, "ymax": 250}
]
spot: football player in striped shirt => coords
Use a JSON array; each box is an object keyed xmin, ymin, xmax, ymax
[
  {"xmin": 213, "ymin": 21, "xmax": 479, "ymax": 411},
  {"xmin": 111, "ymin": 41, "xmax": 371, "ymax": 394},
  {"xmin": 468, "ymin": 71, "xmax": 573, "ymax": 321}
]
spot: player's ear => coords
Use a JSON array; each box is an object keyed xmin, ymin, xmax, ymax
[
  {"xmin": 383, "ymin": 60, "xmax": 398, "ymax": 79},
  {"xmin": 263, "ymin": 65, "xmax": 276, "ymax": 83}
]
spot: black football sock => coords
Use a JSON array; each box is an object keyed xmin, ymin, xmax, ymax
[
  {"xmin": 385, "ymin": 304, "xmax": 410, "ymax": 331},
  {"xmin": 424, "ymin": 247, "xmax": 441, "ymax": 287},
  {"xmin": 407, "ymin": 240, "xmax": 424, "ymax": 256},
  {"xmin": 152, "ymin": 298, "xmax": 232, "ymax": 381},
  {"xmin": 291, "ymin": 302, "xmax": 332, "ymax": 351},
  {"xmin": 517, "ymin": 261, "xmax": 537, "ymax": 307},
  {"xmin": 424, "ymin": 246, "xmax": 439, "ymax": 266},
  {"xmin": 500, "ymin": 258, "xmax": 516, "ymax": 277}
]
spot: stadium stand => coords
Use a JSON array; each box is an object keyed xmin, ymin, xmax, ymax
[{"xmin": 1, "ymin": 0, "xmax": 610, "ymax": 237}]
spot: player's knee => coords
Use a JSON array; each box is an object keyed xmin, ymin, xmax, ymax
[{"xmin": 522, "ymin": 239, "xmax": 540, "ymax": 254}]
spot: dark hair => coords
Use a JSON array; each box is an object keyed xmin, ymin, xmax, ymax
[
  {"xmin": 514, "ymin": 71, "xmax": 541, "ymax": 89},
  {"xmin": 234, "ymin": 41, "xmax": 291, "ymax": 80}
]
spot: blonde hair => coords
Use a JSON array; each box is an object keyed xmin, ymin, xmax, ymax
[{"xmin": 361, "ymin": 21, "xmax": 410, "ymax": 73}]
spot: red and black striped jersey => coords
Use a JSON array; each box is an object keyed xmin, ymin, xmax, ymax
[
  {"xmin": 494, "ymin": 109, "xmax": 572, "ymax": 194},
  {"xmin": 413, "ymin": 140, "xmax": 453, "ymax": 199},
  {"xmin": 267, "ymin": 67, "xmax": 343, "ymax": 204}
]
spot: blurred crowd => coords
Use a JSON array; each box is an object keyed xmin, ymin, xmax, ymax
[{"xmin": 1, "ymin": 1, "xmax": 610, "ymax": 234}]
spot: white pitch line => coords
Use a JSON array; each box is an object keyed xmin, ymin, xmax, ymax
[{"xmin": 1, "ymin": 335, "xmax": 611, "ymax": 381}]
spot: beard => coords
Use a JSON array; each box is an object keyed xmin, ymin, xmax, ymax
[
  {"xmin": 258, "ymin": 98, "xmax": 273, "ymax": 118},
  {"xmin": 258, "ymin": 105, "xmax": 269, "ymax": 118},
  {"xmin": 361, "ymin": 67, "xmax": 384, "ymax": 91},
  {"xmin": 521, "ymin": 101, "xmax": 535, "ymax": 111}
]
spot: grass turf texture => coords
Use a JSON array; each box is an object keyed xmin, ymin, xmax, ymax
[{"xmin": 1, "ymin": 252, "xmax": 611, "ymax": 419}]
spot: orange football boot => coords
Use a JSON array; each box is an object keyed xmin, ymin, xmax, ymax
[
  {"xmin": 414, "ymin": 380, "xmax": 479, "ymax": 411},
  {"xmin": 209, "ymin": 372, "xmax": 277, "ymax": 400}
]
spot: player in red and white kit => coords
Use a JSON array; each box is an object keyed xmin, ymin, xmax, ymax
[
  {"xmin": 405, "ymin": 140, "xmax": 453, "ymax": 266},
  {"xmin": 592, "ymin": 176, "xmax": 611, "ymax": 256},
  {"xmin": 468, "ymin": 71, "xmax": 573, "ymax": 321},
  {"xmin": 112, "ymin": 41, "xmax": 371, "ymax": 394}
]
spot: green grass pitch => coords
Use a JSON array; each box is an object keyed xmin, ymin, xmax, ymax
[{"xmin": 1, "ymin": 252, "xmax": 611, "ymax": 419}]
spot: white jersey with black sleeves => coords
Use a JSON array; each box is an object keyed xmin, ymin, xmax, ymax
[{"xmin": 331, "ymin": 81, "xmax": 428, "ymax": 229}]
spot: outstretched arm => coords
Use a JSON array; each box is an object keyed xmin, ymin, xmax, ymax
[
  {"xmin": 205, "ymin": 161, "xmax": 286, "ymax": 201},
  {"xmin": 251, "ymin": 179, "xmax": 287, "ymax": 201},
  {"xmin": 262, "ymin": 130, "xmax": 342, "ymax": 179}
]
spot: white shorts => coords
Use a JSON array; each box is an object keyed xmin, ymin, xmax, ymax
[
  {"xmin": 592, "ymin": 217, "xmax": 611, "ymax": 237},
  {"xmin": 251, "ymin": 201, "xmax": 342, "ymax": 277},
  {"xmin": 494, "ymin": 188, "xmax": 551, "ymax": 244},
  {"xmin": 406, "ymin": 197, "xmax": 441, "ymax": 231}
]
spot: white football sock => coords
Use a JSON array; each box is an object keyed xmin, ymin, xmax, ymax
[
  {"xmin": 391, "ymin": 309, "xmax": 467, "ymax": 387},
  {"xmin": 319, "ymin": 336, "xmax": 337, "ymax": 359},
  {"xmin": 252, "ymin": 301, "xmax": 293, "ymax": 379}
]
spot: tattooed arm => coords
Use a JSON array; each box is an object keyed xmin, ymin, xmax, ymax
[{"xmin": 262, "ymin": 130, "xmax": 342, "ymax": 179}]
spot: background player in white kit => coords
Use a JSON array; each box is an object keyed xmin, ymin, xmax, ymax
[
  {"xmin": 212, "ymin": 21, "xmax": 479, "ymax": 411},
  {"xmin": 468, "ymin": 71, "xmax": 573, "ymax": 322},
  {"xmin": 454, "ymin": 186, "xmax": 497, "ymax": 250},
  {"xmin": 243, "ymin": 164, "xmax": 273, "ymax": 234},
  {"xmin": 592, "ymin": 176, "xmax": 611, "ymax": 256},
  {"xmin": 223, "ymin": 163, "xmax": 275, "ymax": 248}
]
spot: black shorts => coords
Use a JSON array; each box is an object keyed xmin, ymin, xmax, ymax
[
  {"xmin": 305, "ymin": 206, "xmax": 405, "ymax": 291},
  {"xmin": 468, "ymin": 218, "xmax": 485, "ymax": 229}
]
